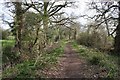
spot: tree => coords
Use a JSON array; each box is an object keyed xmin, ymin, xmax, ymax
[
  {"xmin": 31, "ymin": 1, "xmax": 75, "ymax": 46},
  {"xmin": 88, "ymin": 1, "xmax": 120, "ymax": 54},
  {"xmin": 3, "ymin": 0, "xmax": 77, "ymax": 62},
  {"xmin": 4, "ymin": 1, "xmax": 33, "ymax": 53},
  {"xmin": 114, "ymin": 1, "xmax": 120, "ymax": 54}
]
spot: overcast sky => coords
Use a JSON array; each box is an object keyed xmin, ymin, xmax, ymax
[{"xmin": 0, "ymin": 0, "xmax": 93, "ymax": 29}]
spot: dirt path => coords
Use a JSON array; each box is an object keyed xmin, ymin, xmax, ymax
[{"xmin": 42, "ymin": 43, "xmax": 107, "ymax": 78}]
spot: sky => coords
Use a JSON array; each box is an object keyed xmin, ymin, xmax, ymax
[
  {"xmin": 0, "ymin": 0, "xmax": 92, "ymax": 29},
  {"xmin": 0, "ymin": 3, "xmax": 9, "ymax": 29}
]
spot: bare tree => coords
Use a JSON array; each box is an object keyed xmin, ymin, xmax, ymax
[
  {"xmin": 87, "ymin": 1, "xmax": 120, "ymax": 54},
  {"xmin": 30, "ymin": 1, "xmax": 75, "ymax": 46},
  {"xmin": 4, "ymin": 1, "xmax": 33, "ymax": 53}
]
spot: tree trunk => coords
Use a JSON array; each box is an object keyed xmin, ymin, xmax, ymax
[
  {"xmin": 14, "ymin": 2, "xmax": 23, "ymax": 52},
  {"xmin": 68, "ymin": 30, "xmax": 71, "ymax": 40},
  {"xmin": 114, "ymin": 1, "xmax": 120, "ymax": 54},
  {"xmin": 73, "ymin": 29, "xmax": 77, "ymax": 40},
  {"xmin": 43, "ymin": 2, "xmax": 49, "ymax": 46}
]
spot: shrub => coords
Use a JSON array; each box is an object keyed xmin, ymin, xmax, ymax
[
  {"xmin": 89, "ymin": 56, "xmax": 101, "ymax": 65},
  {"xmin": 76, "ymin": 31, "xmax": 113, "ymax": 52},
  {"xmin": 79, "ymin": 49, "xmax": 85, "ymax": 53},
  {"xmin": 76, "ymin": 32, "xmax": 94, "ymax": 47},
  {"xmin": 2, "ymin": 45, "xmax": 20, "ymax": 65},
  {"xmin": 16, "ymin": 61, "xmax": 36, "ymax": 78}
]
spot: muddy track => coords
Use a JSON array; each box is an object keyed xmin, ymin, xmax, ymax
[{"xmin": 42, "ymin": 43, "xmax": 107, "ymax": 78}]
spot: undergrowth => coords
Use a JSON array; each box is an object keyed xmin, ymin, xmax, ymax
[
  {"xmin": 2, "ymin": 41, "xmax": 65, "ymax": 78},
  {"xmin": 71, "ymin": 41, "xmax": 119, "ymax": 78}
]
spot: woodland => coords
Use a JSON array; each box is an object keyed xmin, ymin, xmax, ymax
[{"xmin": 0, "ymin": 0, "xmax": 120, "ymax": 79}]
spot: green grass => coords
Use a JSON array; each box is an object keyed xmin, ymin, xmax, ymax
[
  {"xmin": 35, "ymin": 46, "xmax": 64, "ymax": 69},
  {"xmin": 71, "ymin": 41, "xmax": 119, "ymax": 78},
  {"xmin": 1, "ymin": 40, "xmax": 35, "ymax": 78},
  {"xmin": 2, "ymin": 60, "xmax": 36, "ymax": 78},
  {"xmin": 1, "ymin": 40, "xmax": 15, "ymax": 48},
  {"xmin": 2, "ymin": 47, "xmax": 64, "ymax": 78},
  {"xmin": 2, "ymin": 40, "xmax": 65, "ymax": 78}
]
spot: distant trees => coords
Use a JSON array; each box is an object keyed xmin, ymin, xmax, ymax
[{"xmin": 76, "ymin": 22, "xmax": 112, "ymax": 51}]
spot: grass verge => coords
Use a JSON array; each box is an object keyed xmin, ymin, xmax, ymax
[
  {"xmin": 2, "ymin": 40, "xmax": 65, "ymax": 78},
  {"xmin": 71, "ymin": 41, "xmax": 119, "ymax": 78}
]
